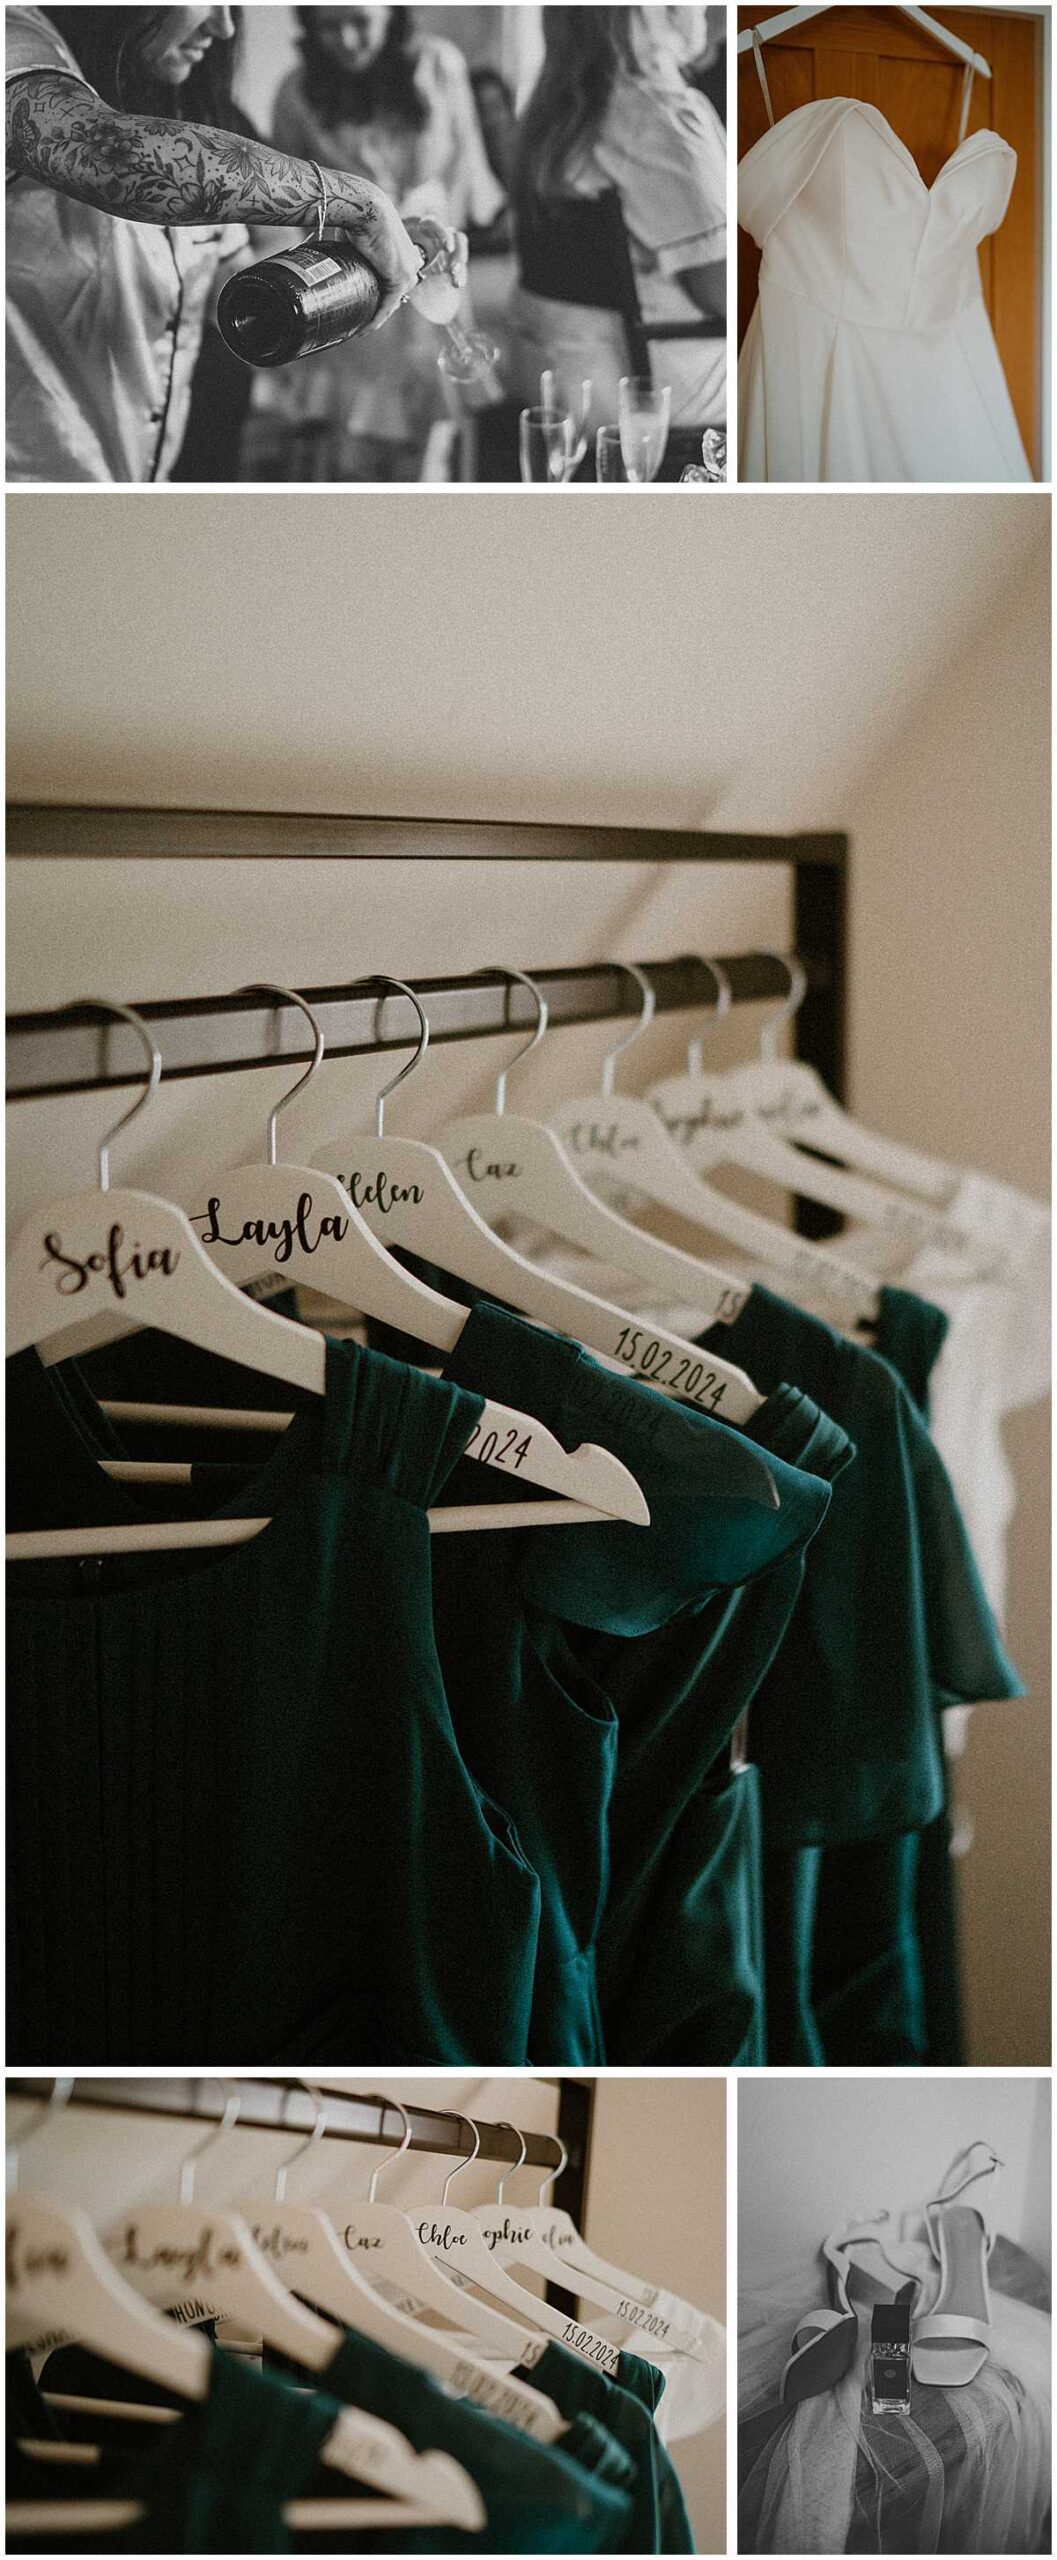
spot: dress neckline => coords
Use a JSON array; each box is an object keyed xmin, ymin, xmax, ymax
[{"xmin": 749, "ymin": 95, "xmax": 1008, "ymax": 199}]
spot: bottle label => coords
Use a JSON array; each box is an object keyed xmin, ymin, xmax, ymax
[{"xmin": 293, "ymin": 253, "xmax": 345, "ymax": 284}]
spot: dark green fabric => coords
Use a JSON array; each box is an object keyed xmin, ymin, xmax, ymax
[
  {"xmin": 7, "ymin": 1337, "xmax": 548, "ymax": 2067},
  {"xmin": 699, "ymin": 1284, "xmax": 1007, "ymax": 2067},
  {"xmin": 873, "ymin": 1283, "xmax": 950, "ymax": 1418},
  {"xmin": 9, "ymin": 2347, "xmax": 342, "ymax": 2553},
  {"xmin": 699, "ymin": 1285, "xmax": 1022, "ymax": 1847},
  {"xmin": 438, "ymin": 1300, "xmax": 850, "ymax": 2065},
  {"xmin": 306, "ymin": 2324, "xmax": 634, "ymax": 2552},
  {"xmin": 601, "ymin": 1760, "xmax": 766, "ymax": 2064},
  {"xmin": 519, "ymin": 2340, "xmax": 695, "ymax": 2554}
]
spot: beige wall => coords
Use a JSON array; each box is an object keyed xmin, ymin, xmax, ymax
[
  {"xmin": 845, "ymin": 528, "xmax": 1051, "ymax": 2067},
  {"xmin": 584, "ymin": 2076, "xmax": 726, "ymax": 2551}
]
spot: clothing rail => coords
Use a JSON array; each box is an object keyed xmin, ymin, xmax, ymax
[
  {"xmin": 6, "ymin": 819, "xmax": 848, "ymax": 1235},
  {"xmin": 6, "ymin": 2077, "xmax": 586, "ymax": 2177},
  {"xmin": 7, "ymin": 953, "xmax": 830, "ymax": 1104}
]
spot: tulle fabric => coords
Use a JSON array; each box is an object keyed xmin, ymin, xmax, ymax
[{"xmin": 739, "ymin": 2244, "xmax": 1051, "ymax": 2553}]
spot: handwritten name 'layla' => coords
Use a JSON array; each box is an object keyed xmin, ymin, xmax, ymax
[
  {"xmin": 40, "ymin": 1225, "xmax": 180, "ymax": 1299},
  {"xmin": 196, "ymin": 1191, "xmax": 349, "ymax": 1266}
]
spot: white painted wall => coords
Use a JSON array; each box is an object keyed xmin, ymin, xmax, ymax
[{"xmin": 739, "ymin": 2077, "xmax": 1051, "ymax": 2291}]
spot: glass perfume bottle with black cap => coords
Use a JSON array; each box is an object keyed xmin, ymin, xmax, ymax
[{"xmin": 869, "ymin": 2302, "xmax": 912, "ymax": 2414}]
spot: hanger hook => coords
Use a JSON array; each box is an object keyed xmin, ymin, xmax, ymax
[
  {"xmin": 536, "ymin": 2135, "xmax": 568, "ymax": 2207},
  {"xmin": 179, "ymin": 2081, "xmax": 242, "ymax": 2205},
  {"xmin": 240, "ymin": 984, "xmax": 326, "ymax": 1166},
  {"xmin": 7, "ymin": 2076, "xmax": 75, "ymax": 2193},
  {"xmin": 368, "ymin": 979, "xmax": 430, "ymax": 1140},
  {"xmin": 368, "ymin": 2097, "xmax": 413, "ymax": 2202},
  {"xmin": 599, "ymin": 963, "xmax": 655, "ymax": 1099},
  {"xmin": 686, "ymin": 958, "xmax": 732, "ymax": 1079},
  {"xmin": 441, "ymin": 2116, "xmax": 481, "ymax": 2205},
  {"xmin": 494, "ymin": 2123, "xmax": 528, "ymax": 2206},
  {"xmin": 471, "ymin": 967, "xmax": 548, "ymax": 1115},
  {"xmin": 273, "ymin": 2082, "xmax": 331, "ymax": 2203},
  {"xmin": 754, "ymin": 952, "xmax": 808, "ymax": 1064},
  {"xmin": 73, "ymin": 1000, "xmax": 162, "ymax": 1193}
]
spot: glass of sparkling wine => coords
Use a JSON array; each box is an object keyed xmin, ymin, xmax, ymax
[
  {"xmin": 541, "ymin": 369, "xmax": 593, "ymax": 474},
  {"xmin": 618, "ymin": 377, "xmax": 671, "ymax": 483},
  {"xmin": 414, "ymin": 237, "xmax": 499, "ymax": 385},
  {"xmin": 595, "ymin": 426, "xmax": 628, "ymax": 482},
  {"xmin": 519, "ymin": 406, "xmax": 576, "ymax": 483}
]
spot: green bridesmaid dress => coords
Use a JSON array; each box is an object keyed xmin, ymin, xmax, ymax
[
  {"xmin": 7, "ymin": 1337, "xmax": 547, "ymax": 2066},
  {"xmin": 695, "ymin": 1283, "xmax": 1022, "ymax": 2063}
]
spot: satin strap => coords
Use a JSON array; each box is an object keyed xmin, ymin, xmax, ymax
[{"xmin": 915, "ymin": 2311, "xmax": 991, "ymax": 2347}]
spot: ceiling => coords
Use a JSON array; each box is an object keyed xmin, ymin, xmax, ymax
[{"xmin": 6, "ymin": 490, "xmax": 1046, "ymax": 834}]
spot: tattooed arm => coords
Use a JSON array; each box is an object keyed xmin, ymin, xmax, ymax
[{"xmin": 6, "ymin": 72, "xmax": 423, "ymax": 320}]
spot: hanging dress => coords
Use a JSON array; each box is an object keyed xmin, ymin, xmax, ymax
[
  {"xmin": 7, "ymin": 2346, "xmax": 345, "ymax": 2554},
  {"xmin": 270, "ymin": 2324, "xmax": 637, "ymax": 2555},
  {"xmin": 738, "ymin": 98, "xmax": 1032, "ymax": 482},
  {"xmin": 692, "ymin": 1284, "xmax": 1023, "ymax": 2064},
  {"xmin": 6, "ymin": 1336, "xmax": 547, "ymax": 2066}
]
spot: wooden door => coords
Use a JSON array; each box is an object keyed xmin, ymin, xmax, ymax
[{"xmin": 737, "ymin": 8, "xmax": 1044, "ymax": 474}]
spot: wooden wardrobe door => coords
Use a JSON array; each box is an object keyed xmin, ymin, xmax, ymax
[{"xmin": 737, "ymin": 7, "xmax": 1044, "ymax": 474}]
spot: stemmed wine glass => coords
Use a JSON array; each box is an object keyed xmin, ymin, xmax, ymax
[
  {"xmin": 413, "ymin": 234, "xmax": 500, "ymax": 386},
  {"xmin": 541, "ymin": 370, "xmax": 593, "ymax": 475},
  {"xmin": 519, "ymin": 406, "xmax": 577, "ymax": 484},
  {"xmin": 617, "ymin": 377, "xmax": 671, "ymax": 484},
  {"xmin": 595, "ymin": 426, "xmax": 628, "ymax": 483}
]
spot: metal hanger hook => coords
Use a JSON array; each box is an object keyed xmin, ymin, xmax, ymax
[
  {"xmin": 471, "ymin": 967, "xmax": 548, "ymax": 1115},
  {"xmin": 755, "ymin": 952, "xmax": 808, "ymax": 1064},
  {"xmin": 494, "ymin": 2123, "xmax": 528, "ymax": 2207},
  {"xmin": 368, "ymin": 979, "xmax": 430, "ymax": 1140},
  {"xmin": 240, "ymin": 984, "xmax": 326, "ymax": 1166},
  {"xmin": 367, "ymin": 2097, "xmax": 413, "ymax": 2202},
  {"xmin": 686, "ymin": 958, "xmax": 732, "ymax": 1079},
  {"xmin": 599, "ymin": 963, "xmax": 655, "ymax": 1099},
  {"xmin": 179, "ymin": 2081, "xmax": 242, "ymax": 2205},
  {"xmin": 273, "ymin": 2083, "xmax": 331, "ymax": 2203},
  {"xmin": 536, "ymin": 2135, "xmax": 568, "ymax": 2207},
  {"xmin": 7, "ymin": 2076, "xmax": 75, "ymax": 2194},
  {"xmin": 74, "ymin": 1000, "xmax": 162, "ymax": 1193},
  {"xmin": 441, "ymin": 2116, "xmax": 481, "ymax": 2204}
]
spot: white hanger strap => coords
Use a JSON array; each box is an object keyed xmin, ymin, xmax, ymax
[
  {"xmin": 957, "ymin": 59, "xmax": 974, "ymax": 147},
  {"xmin": 751, "ymin": 29, "xmax": 776, "ymax": 127}
]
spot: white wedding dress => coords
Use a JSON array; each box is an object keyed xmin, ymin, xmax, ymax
[{"xmin": 738, "ymin": 98, "xmax": 1032, "ymax": 482}]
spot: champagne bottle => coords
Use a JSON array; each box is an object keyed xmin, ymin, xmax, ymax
[{"xmin": 216, "ymin": 240, "xmax": 381, "ymax": 368}]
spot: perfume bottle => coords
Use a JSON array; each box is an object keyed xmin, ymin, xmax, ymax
[{"xmin": 869, "ymin": 2302, "xmax": 912, "ymax": 2413}]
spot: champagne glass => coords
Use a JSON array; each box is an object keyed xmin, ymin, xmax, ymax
[
  {"xmin": 617, "ymin": 377, "xmax": 672, "ymax": 484},
  {"xmin": 519, "ymin": 406, "xmax": 576, "ymax": 484},
  {"xmin": 413, "ymin": 234, "xmax": 500, "ymax": 385},
  {"xmin": 541, "ymin": 369, "xmax": 593, "ymax": 474},
  {"xmin": 595, "ymin": 426, "xmax": 628, "ymax": 483}
]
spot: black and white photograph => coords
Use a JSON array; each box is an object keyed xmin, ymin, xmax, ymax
[
  {"xmin": 738, "ymin": 2076, "xmax": 1052, "ymax": 2555},
  {"xmin": 6, "ymin": 3, "xmax": 728, "ymax": 484}
]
